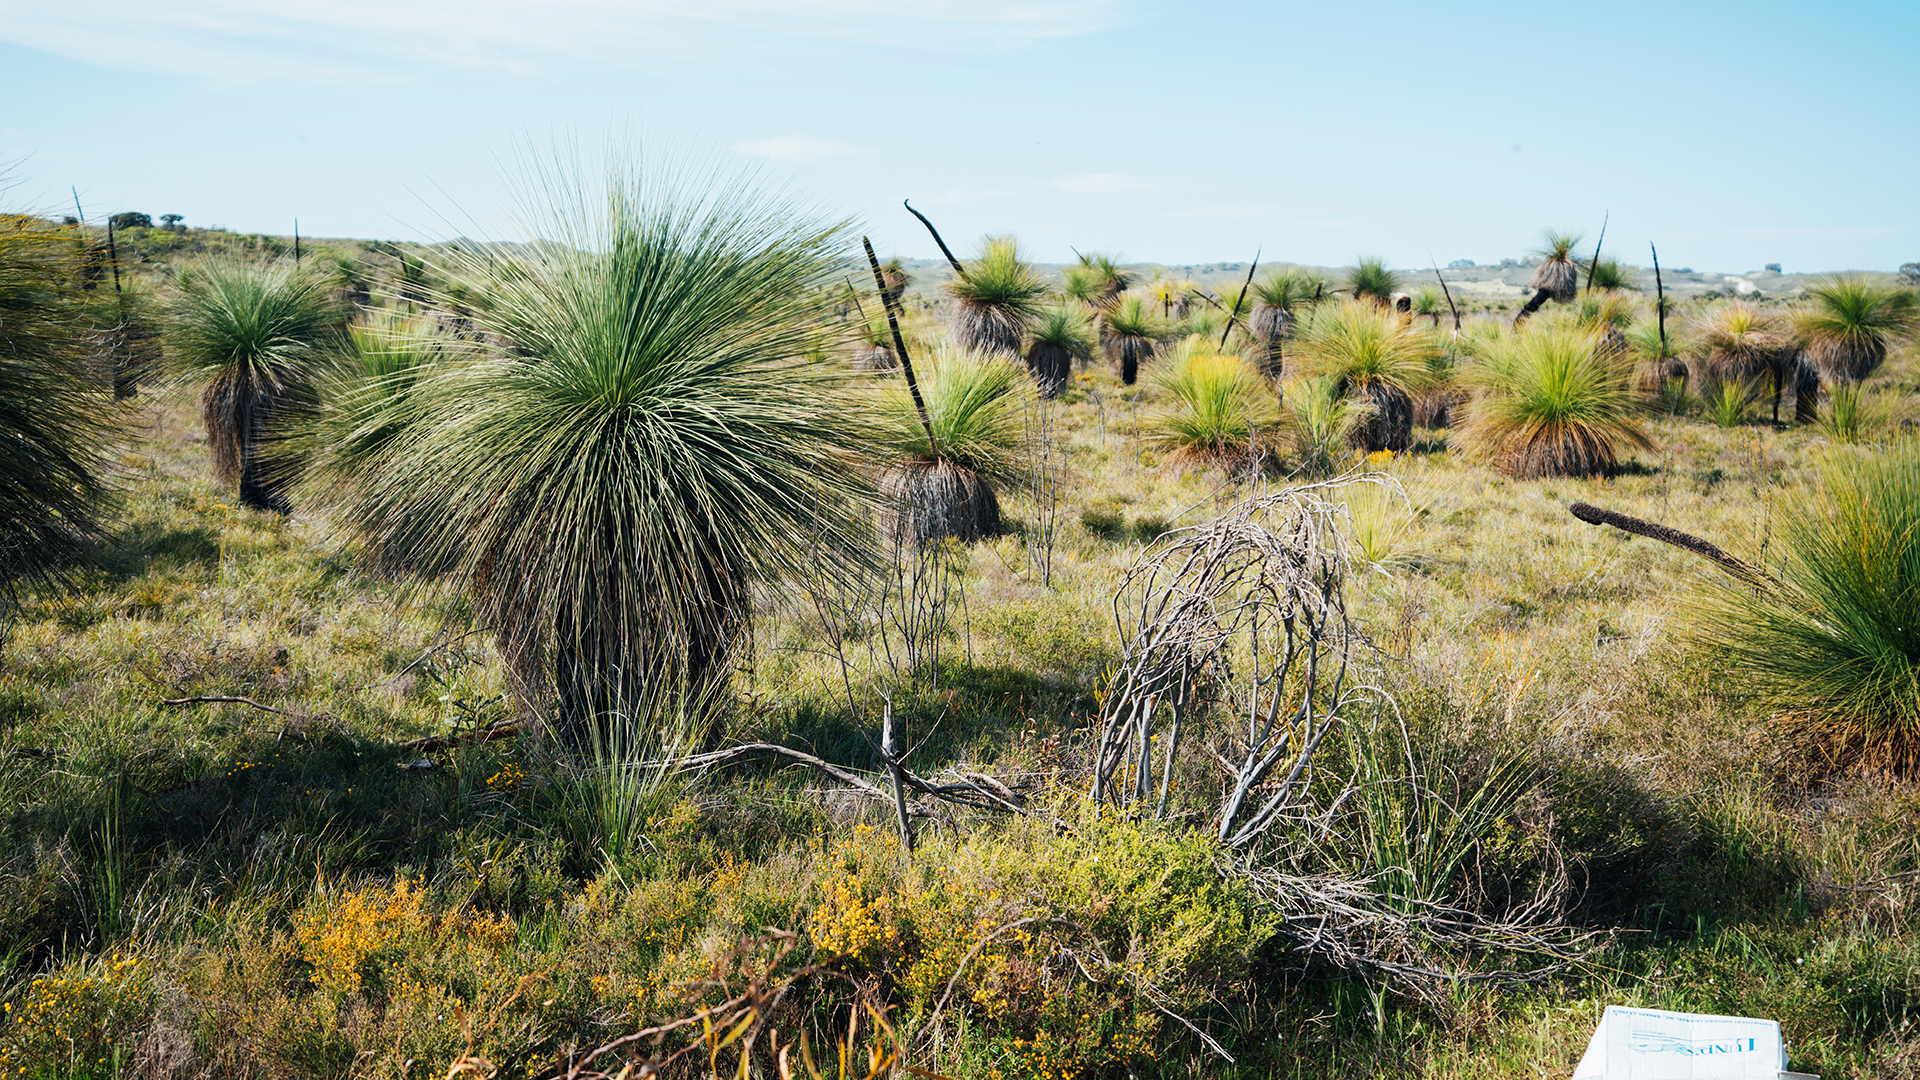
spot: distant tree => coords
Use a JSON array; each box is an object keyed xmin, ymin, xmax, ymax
[
  {"xmin": 108, "ymin": 212, "xmax": 151, "ymax": 230},
  {"xmin": 1447, "ymin": 258, "xmax": 1476, "ymax": 269},
  {"xmin": 1514, "ymin": 229, "xmax": 1582, "ymax": 324},
  {"xmin": 165, "ymin": 259, "xmax": 345, "ymax": 511},
  {"xmin": 160, "ymin": 214, "xmax": 185, "ymax": 232},
  {"xmin": 1344, "ymin": 257, "xmax": 1399, "ymax": 307},
  {"xmin": 1765, "ymin": 263, "xmax": 1783, "ymax": 274},
  {"xmin": 1899, "ymin": 262, "xmax": 1920, "ymax": 287}
]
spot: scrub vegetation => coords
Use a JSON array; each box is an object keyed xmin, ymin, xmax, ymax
[{"xmin": 3, "ymin": 157, "xmax": 1920, "ymax": 1079}]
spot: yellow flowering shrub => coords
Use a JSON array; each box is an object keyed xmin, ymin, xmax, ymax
[{"xmin": 0, "ymin": 953, "xmax": 149, "ymax": 1076}]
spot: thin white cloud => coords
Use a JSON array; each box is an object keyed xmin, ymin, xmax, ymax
[
  {"xmin": 732, "ymin": 136, "xmax": 862, "ymax": 168},
  {"xmin": 1, "ymin": 0, "xmax": 1128, "ymax": 84},
  {"xmin": 1048, "ymin": 172, "xmax": 1163, "ymax": 195},
  {"xmin": 1170, "ymin": 203, "xmax": 1274, "ymax": 220}
]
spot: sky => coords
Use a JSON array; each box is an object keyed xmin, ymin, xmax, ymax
[{"xmin": 3, "ymin": 0, "xmax": 1916, "ymax": 273}]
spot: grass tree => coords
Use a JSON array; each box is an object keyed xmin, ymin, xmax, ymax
[
  {"xmin": 1457, "ymin": 325, "xmax": 1651, "ymax": 478},
  {"xmin": 0, "ymin": 214, "xmax": 124, "ymax": 631},
  {"xmin": 1694, "ymin": 301, "xmax": 1794, "ymax": 422},
  {"xmin": 296, "ymin": 311, "xmax": 455, "ymax": 574},
  {"xmin": 1103, "ymin": 294, "xmax": 1161, "ymax": 385},
  {"xmin": 1515, "ymin": 230, "xmax": 1583, "ymax": 324},
  {"xmin": 1626, "ymin": 318, "xmax": 1689, "ymax": 400},
  {"xmin": 1588, "ymin": 259, "xmax": 1636, "ymax": 292},
  {"xmin": 947, "ymin": 236, "xmax": 1048, "ymax": 358},
  {"xmin": 1293, "ymin": 300, "xmax": 1436, "ymax": 452},
  {"xmin": 304, "ymin": 149, "xmax": 881, "ymax": 748},
  {"xmin": 1411, "ymin": 287, "xmax": 1445, "ymax": 328},
  {"xmin": 1249, "ymin": 268, "xmax": 1323, "ymax": 378},
  {"xmin": 1076, "ymin": 251, "xmax": 1136, "ymax": 310},
  {"xmin": 1283, "ymin": 374, "xmax": 1370, "ymax": 479},
  {"xmin": 1695, "ymin": 439, "xmax": 1920, "ymax": 774},
  {"xmin": 1345, "ymin": 257, "xmax": 1399, "ymax": 308},
  {"xmin": 166, "ymin": 258, "xmax": 345, "ymax": 512},
  {"xmin": 1024, "ymin": 304, "xmax": 1095, "ymax": 398},
  {"xmin": 879, "ymin": 256, "xmax": 910, "ymax": 308},
  {"xmin": 1571, "ymin": 290, "xmax": 1636, "ymax": 360},
  {"xmin": 1149, "ymin": 275, "xmax": 1198, "ymax": 319},
  {"xmin": 875, "ymin": 349, "xmax": 1029, "ymax": 544},
  {"xmin": 1795, "ymin": 274, "xmax": 1917, "ymax": 384},
  {"xmin": 1145, "ymin": 339, "xmax": 1278, "ymax": 472}
]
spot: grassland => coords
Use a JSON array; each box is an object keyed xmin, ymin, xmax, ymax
[{"xmin": 1, "ymin": 232, "xmax": 1918, "ymax": 1079}]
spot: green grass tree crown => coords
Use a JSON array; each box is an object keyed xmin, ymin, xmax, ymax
[
  {"xmin": 947, "ymin": 235, "xmax": 1049, "ymax": 356},
  {"xmin": 1024, "ymin": 303, "xmax": 1097, "ymax": 396},
  {"xmin": 1145, "ymin": 339, "xmax": 1278, "ymax": 469},
  {"xmin": 876, "ymin": 346, "xmax": 1031, "ymax": 486},
  {"xmin": 1293, "ymin": 300, "xmax": 1439, "ymax": 397},
  {"xmin": 1527, "ymin": 229, "xmax": 1585, "ymax": 303},
  {"xmin": 1795, "ymin": 274, "xmax": 1918, "ymax": 383},
  {"xmin": 1456, "ymin": 324, "xmax": 1652, "ymax": 478},
  {"xmin": 1345, "ymin": 257, "xmax": 1400, "ymax": 306},
  {"xmin": 301, "ymin": 146, "xmax": 883, "ymax": 745}
]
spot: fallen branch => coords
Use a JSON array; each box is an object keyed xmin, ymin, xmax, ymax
[
  {"xmin": 396, "ymin": 723, "xmax": 522, "ymax": 755},
  {"xmin": 1568, "ymin": 502, "xmax": 1776, "ymax": 588},
  {"xmin": 160, "ymin": 695, "xmax": 292, "ymax": 716},
  {"xmin": 668, "ymin": 742, "xmax": 1031, "ymax": 816}
]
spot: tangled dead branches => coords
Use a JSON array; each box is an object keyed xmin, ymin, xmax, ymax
[
  {"xmin": 1093, "ymin": 475, "xmax": 1386, "ymax": 845},
  {"xmin": 1092, "ymin": 476, "xmax": 1596, "ymax": 1001}
]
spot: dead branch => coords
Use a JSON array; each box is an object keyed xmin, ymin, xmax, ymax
[
  {"xmin": 1092, "ymin": 474, "xmax": 1395, "ymax": 847},
  {"xmin": 664, "ymin": 742, "xmax": 1032, "ymax": 817},
  {"xmin": 865, "ymin": 236, "xmax": 938, "ymax": 456},
  {"xmin": 396, "ymin": 723, "xmax": 522, "ymax": 755},
  {"xmin": 1568, "ymin": 502, "xmax": 1777, "ymax": 588},
  {"xmin": 159, "ymin": 695, "xmax": 293, "ymax": 716},
  {"xmin": 903, "ymin": 200, "xmax": 965, "ymax": 276},
  {"xmin": 1217, "ymin": 251, "xmax": 1260, "ymax": 350}
]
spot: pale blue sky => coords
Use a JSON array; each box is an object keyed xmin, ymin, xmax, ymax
[{"xmin": 3, "ymin": 0, "xmax": 1915, "ymax": 272}]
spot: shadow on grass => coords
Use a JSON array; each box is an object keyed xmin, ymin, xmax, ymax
[
  {"xmin": 745, "ymin": 659, "xmax": 1096, "ymax": 774},
  {"xmin": 95, "ymin": 518, "xmax": 222, "ymax": 580}
]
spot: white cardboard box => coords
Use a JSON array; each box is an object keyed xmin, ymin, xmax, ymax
[{"xmin": 1571, "ymin": 1006, "xmax": 1797, "ymax": 1079}]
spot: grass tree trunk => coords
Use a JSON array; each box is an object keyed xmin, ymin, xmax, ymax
[
  {"xmin": 1347, "ymin": 381, "xmax": 1413, "ymax": 453},
  {"xmin": 1250, "ymin": 304, "xmax": 1292, "ymax": 379},
  {"xmin": 1025, "ymin": 341, "xmax": 1071, "ymax": 399},
  {"xmin": 1794, "ymin": 355, "xmax": 1821, "ymax": 424}
]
